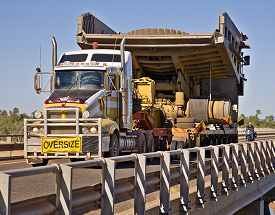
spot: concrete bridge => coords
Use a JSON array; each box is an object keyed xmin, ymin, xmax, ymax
[{"xmin": 1, "ymin": 140, "xmax": 275, "ymax": 214}]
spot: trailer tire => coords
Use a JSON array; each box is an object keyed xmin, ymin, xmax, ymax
[
  {"xmin": 147, "ymin": 132, "xmax": 155, "ymax": 162},
  {"xmin": 139, "ymin": 133, "xmax": 147, "ymax": 153},
  {"xmin": 170, "ymin": 140, "xmax": 178, "ymax": 160},
  {"xmin": 106, "ymin": 133, "xmax": 119, "ymax": 157},
  {"xmin": 31, "ymin": 159, "xmax": 49, "ymax": 167}
]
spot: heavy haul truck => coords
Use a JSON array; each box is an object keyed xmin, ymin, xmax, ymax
[{"xmin": 24, "ymin": 12, "xmax": 250, "ymax": 165}]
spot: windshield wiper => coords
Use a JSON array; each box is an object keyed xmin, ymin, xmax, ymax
[
  {"xmin": 67, "ymin": 79, "xmax": 78, "ymax": 90},
  {"xmin": 80, "ymin": 79, "xmax": 87, "ymax": 89}
]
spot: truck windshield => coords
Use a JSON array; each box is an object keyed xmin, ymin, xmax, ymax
[{"xmin": 55, "ymin": 70, "xmax": 104, "ymax": 90}]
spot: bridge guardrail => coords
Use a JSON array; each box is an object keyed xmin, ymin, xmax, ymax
[
  {"xmin": 1, "ymin": 139, "xmax": 275, "ymax": 214},
  {"xmin": 0, "ymin": 135, "xmax": 24, "ymax": 158}
]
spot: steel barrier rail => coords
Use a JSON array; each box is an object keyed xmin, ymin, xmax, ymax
[
  {"xmin": 0, "ymin": 134, "xmax": 23, "ymax": 142},
  {"xmin": 0, "ymin": 140, "xmax": 275, "ymax": 215},
  {"xmin": 0, "ymin": 143, "xmax": 23, "ymax": 151},
  {"xmin": 0, "ymin": 134, "xmax": 24, "ymax": 156}
]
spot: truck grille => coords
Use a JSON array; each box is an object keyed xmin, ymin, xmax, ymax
[
  {"xmin": 46, "ymin": 107, "xmax": 82, "ymax": 135},
  {"xmin": 47, "ymin": 107, "xmax": 82, "ymax": 119},
  {"xmin": 82, "ymin": 136, "xmax": 99, "ymax": 152},
  {"xmin": 48, "ymin": 127, "xmax": 76, "ymax": 135}
]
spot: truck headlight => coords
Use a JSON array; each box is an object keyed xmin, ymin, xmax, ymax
[
  {"xmin": 90, "ymin": 127, "xmax": 97, "ymax": 134},
  {"xmin": 32, "ymin": 127, "xmax": 39, "ymax": 133},
  {"xmin": 34, "ymin": 111, "xmax": 42, "ymax": 119},
  {"xmin": 82, "ymin": 127, "xmax": 89, "ymax": 134},
  {"xmin": 83, "ymin": 110, "xmax": 90, "ymax": 119},
  {"xmin": 39, "ymin": 128, "xmax": 44, "ymax": 134}
]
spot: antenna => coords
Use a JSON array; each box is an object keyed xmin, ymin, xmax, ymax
[{"xmin": 40, "ymin": 45, "xmax": 42, "ymax": 70}]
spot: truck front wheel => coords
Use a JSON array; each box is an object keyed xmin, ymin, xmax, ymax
[{"xmin": 106, "ymin": 133, "xmax": 119, "ymax": 157}]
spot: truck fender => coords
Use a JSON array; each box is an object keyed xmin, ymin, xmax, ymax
[{"xmin": 101, "ymin": 119, "xmax": 119, "ymax": 152}]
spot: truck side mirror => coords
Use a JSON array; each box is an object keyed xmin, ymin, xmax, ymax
[
  {"xmin": 243, "ymin": 55, "xmax": 250, "ymax": 65},
  {"xmin": 34, "ymin": 74, "xmax": 41, "ymax": 94}
]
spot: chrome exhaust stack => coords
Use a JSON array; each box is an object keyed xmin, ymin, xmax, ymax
[
  {"xmin": 51, "ymin": 37, "xmax": 57, "ymax": 92},
  {"xmin": 52, "ymin": 37, "xmax": 57, "ymax": 69},
  {"xmin": 120, "ymin": 37, "xmax": 131, "ymax": 130}
]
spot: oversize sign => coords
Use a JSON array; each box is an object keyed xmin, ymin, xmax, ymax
[{"xmin": 41, "ymin": 137, "xmax": 82, "ymax": 153}]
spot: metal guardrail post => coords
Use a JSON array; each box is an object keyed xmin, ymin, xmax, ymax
[
  {"xmin": 254, "ymin": 141, "xmax": 262, "ymax": 179},
  {"xmin": 211, "ymin": 146, "xmax": 219, "ymax": 200},
  {"xmin": 134, "ymin": 154, "xmax": 146, "ymax": 215},
  {"xmin": 240, "ymin": 143, "xmax": 247, "ymax": 186},
  {"xmin": 160, "ymin": 151, "xmax": 171, "ymax": 214},
  {"xmin": 222, "ymin": 145, "xmax": 230, "ymax": 195},
  {"xmin": 232, "ymin": 144, "xmax": 238, "ymax": 190},
  {"xmin": 271, "ymin": 140, "xmax": 275, "ymax": 167},
  {"xmin": 102, "ymin": 158, "xmax": 116, "ymax": 215},
  {"xmin": 24, "ymin": 119, "xmax": 28, "ymax": 158},
  {"xmin": 6, "ymin": 136, "xmax": 12, "ymax": 143},
  {"xmin": 180, "ymin": 149, "xmax": 190, "ymax": 213},
  {"xmin": 0, "ymin": 172, "xmax": 11, "ymax": 215},
  {"xmin": 266, "ymin": 140, "xmax": 275, "ymax": 172},
  {"xmin": 197, "ymin": 148, "xmax": 205, "ymax": 207},
  {"xmin": 59, "ymin": 164, "xmax": 73, "ymax": 215},
  {"xmin": 262, "ymin": 140, "xmax": 270, "ymax": 175},
  {"xmin": 247, "ymin": 142, "xmax": 255, "ymax": 182}
]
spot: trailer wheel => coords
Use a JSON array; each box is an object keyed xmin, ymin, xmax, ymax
[
  {"xmin": 139, "ymin": 133, "xmax": 147, "ymax": 153},
  {"xmin": 170, "ymin": 140, "xmax": 178, "ymax": 160},
  {"xmin": 146, "ymin": 132, "xmax": 154, "ymax": 153},
  {"xmin": 31, "ymin": 159, "xmax": 49, "ymax": 167},
  {"xmin": 106, "ymin": 133, "xmax": 119, "ymax": 157},
  {"xmin": 147, "ymin": 132, "xmax": 155, "ymax": 162}
]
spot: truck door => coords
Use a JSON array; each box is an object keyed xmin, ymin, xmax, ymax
[{"xmin": 106, "ymin": 75, "xmax": 119, "ymax": 119}]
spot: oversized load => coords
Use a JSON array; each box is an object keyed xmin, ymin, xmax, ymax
[{"xmin": 24, "ymin": 12, "xmax": 250, "ymax": 165}]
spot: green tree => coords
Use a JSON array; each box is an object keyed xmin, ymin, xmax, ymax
[
  {"xmin": 238, "ymin": 110, "xmax": 275, "ymax": 128},
  {"xmin": 0, "ymin": 108, "xmax": 31, "ymax": 141}
]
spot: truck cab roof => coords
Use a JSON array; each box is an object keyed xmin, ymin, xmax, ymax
[{"xmin": 56, "ymin": 49, "xmax": 131, "ymax": 69}]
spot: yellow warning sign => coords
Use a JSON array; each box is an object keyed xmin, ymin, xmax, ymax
[{"xmin": 41, "ymin": 137, "xmax": 82, "ymax": 153}]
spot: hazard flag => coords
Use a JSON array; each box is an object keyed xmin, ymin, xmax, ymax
[
  {"xmin": 195, "ymin": 120, "xmax": 206, "ymax": 133},
  {"xmin": 221, "ymin": 116, "xmax": 232, "ymax": 125}
]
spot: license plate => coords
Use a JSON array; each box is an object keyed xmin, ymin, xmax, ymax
[{"xmin": 41, "ymin": 137, "xmax": 82, "ymax": 153}]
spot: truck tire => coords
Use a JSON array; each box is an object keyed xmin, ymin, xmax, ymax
[
  {"xmin": 146, "ymin": 132, "xmax": 154, "ymax": 153},
  {"xmin": 139, "ymin": 133, "xmax": 147, "ymax": 153},
  {"xmin": 177, "ymin": 118, "xmax": 195, "ymax": 123},
  {"xmin": 106, "ymin": 133, "xmax": 119, "ymax": 157},
  {"xmin": 170, "ymin": 140, "xmax": 178, "ymax": 160},
  {"xmin": 31, "ymin": 158, "xmax": 49, "ymax": 167},
  {"xmin": 146, "ymin": 132, "xmax": 154, "ymax": 162}
]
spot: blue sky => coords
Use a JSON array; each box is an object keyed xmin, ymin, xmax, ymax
[{"xmin": 0, "ymin": 0, "xmax": 274, "ymax": 118}]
